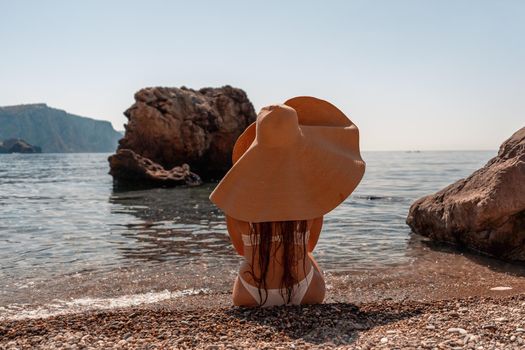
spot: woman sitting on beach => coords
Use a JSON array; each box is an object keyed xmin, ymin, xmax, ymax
[{"xmin": 210, "ymin": 96, "xmax": 365, "ymax": 307}]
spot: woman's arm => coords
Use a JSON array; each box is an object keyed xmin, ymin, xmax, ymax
[
  {"xmin": 226, "ymin": 215, "xmax": 245, "ymax": 256},
  {"xmin": 307, "ymin": 216, "xmax": 323, "ymax": 252}
]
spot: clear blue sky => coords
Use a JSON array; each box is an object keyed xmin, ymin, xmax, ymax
[{"xmin": 1, "ymin": 0, "xmax": 523, "ymax": 150}]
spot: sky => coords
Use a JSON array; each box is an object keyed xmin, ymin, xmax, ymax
[{"xmin": 1, "ymin": 0, "xmax": 523, "ymax": 151}]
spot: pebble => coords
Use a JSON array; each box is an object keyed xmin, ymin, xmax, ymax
[
  {"xmin": 464, "ymin": 334, "xmax": 478, "ymax": 344},
  {"xmin": 380, "ymin": 337, "xmax": 388, "ymax": 343},
  {"xmin": 490, "ymin": 286, "xmax": 512, "ymax": 291},
  {"xmin": 448, "ymin": 327, "xmax": 467, "ymax": 335},
  {"xmin": 481, "ymin": 323, "xmax": 497, "ymax": 329}
]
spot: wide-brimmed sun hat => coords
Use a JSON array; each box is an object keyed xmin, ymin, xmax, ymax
[{"xmin": 209, "ymin": 96, "xmax": 366, "ymax": 223}]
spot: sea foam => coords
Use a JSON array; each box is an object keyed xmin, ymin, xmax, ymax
[{"xmin": 0, "ymin": 288, "xmax": 211, "ymax": 321}]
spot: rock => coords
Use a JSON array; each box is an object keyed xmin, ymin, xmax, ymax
[
  {"xmin": 490, "ymin": 286, "xmax": 513, "ymax": 291},
  {"xmin": 448, "ymin": 327, "xmax": 467, "ymax": 335},
  {"xmin": 108, "ymin": 148, "xmax": 202, "ymax": 187},
  {"xmin": 108, "ymin": 85, "xmax": 256, "ymax": 184},
  {"xmin": 407, "ymin": 127, "xmax": 525, "ymax": 261},
  {"xmin": 0, "ymin": 138, "xmax": 42, "ymax": 153}
]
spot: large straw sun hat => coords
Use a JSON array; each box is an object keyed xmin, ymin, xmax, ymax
[{"xmin": 209, "ymin": 96, "xmax": 365, "ymax": 223}]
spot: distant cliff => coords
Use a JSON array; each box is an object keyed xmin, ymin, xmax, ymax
[{"xmin": 0, "ymin": 103, "xmax": 122, "ymax": 153}]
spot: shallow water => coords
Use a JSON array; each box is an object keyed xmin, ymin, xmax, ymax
[{"xmin": 0, "ymin": 151, "xmax": 495, "ymax": 287}]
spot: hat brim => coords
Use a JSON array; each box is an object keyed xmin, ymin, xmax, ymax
[
  {"xmin": 210, "ymin": 96, "xmax": 365, "ymax": 223},
  {"xmin": 232, "ymin": 96, "xmax": 355, "ymax": 163}
]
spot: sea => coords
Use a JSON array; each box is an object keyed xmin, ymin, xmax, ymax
[{"xmin": 0, "ymin": 150, "xmax": 499, "ymax": 317}]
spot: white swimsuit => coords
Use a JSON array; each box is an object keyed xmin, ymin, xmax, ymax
[{"xmin": 238, "ymin": 231, "xmax": 314, "ymax": 307}]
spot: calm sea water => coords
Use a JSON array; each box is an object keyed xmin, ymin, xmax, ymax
[{"xmin": 0, "ymin": 151, "xmax": 494, "ymax": 284}]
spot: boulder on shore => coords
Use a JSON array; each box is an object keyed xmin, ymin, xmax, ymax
[
  {"xmin": 406, "ymin": 127, "xmax": 525, "ymax": 261},
  {"xmin": 108, "ymin": 85, "xmax": 257, "ymax": 185},
  {"xmin": 0, "ymin": 138, "xmax": 42, "ymax": 153}
]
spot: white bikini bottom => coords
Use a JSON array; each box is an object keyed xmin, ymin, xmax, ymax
[{"xmin": 238, "ymin": 266, "xmax": 315, "ymax": 307}]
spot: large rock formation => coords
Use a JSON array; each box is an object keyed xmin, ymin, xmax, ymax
[
  {"xmin": 0, "ymin": 103, "xmax": 122, "ymax": 153},
  {"xmin": 0, "ymin": 138, "xmax": 42, "ymax": 153},
  {"xmin": 407, "ymin": 127, "xmax": 525, "ymax": 261},
  {"xmin": 108, "ymin": 86, "xmax": 256, "ymax": 185}
]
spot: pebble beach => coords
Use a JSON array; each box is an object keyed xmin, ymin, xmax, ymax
[
  {"xmin": 2, "ymin": 289, "xmax": 525, "ymax": 349},
  {"xmin": 2, "ymin": 249, "xmax": 525, "ymax": 349}
]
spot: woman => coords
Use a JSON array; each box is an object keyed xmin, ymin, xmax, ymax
[{"xmin": 210, "ymin": 96, "xmax": 365, "ymax": 307}]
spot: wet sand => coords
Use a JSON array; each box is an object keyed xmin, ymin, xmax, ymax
[{"xmin": 2, "ymin": 242, "xmax": 525, "ymax": 348}]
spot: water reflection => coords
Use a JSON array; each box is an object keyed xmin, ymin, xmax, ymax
[
  {"xmin": 405, "ymin": 232, "xmax": 525, "ymax": 277},
  {"xmin": 108, "ymin": 184, "xmax": 238, "ymax": 266},
  {"xmin": 105, "ymin": 182, "xmax": 453, "ymax": 272}
]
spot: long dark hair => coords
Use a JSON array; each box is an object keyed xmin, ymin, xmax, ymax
[{"xmin": 245, "ymin": 220, "xmax": 308, "ymax": 304}]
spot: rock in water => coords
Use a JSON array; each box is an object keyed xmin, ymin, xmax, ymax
[
  {"xmin": 0, "ymin": 138, "xmax": 42, "ymax": 153},
  {"xmin": 406, "ymin": 127, "xmax": 525, "ymax": 261},
  {"xmin": 108, "ymin": 86, "xmax": 256, "ymax": 185},
  {"xmin": 108, "ymin": 149, "xmax": 202, "ymax": 187}
]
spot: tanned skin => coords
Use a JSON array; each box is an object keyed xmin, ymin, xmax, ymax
[{"xmin": 227, "ymin": 216, "xmax": 326, "ymax": 306}]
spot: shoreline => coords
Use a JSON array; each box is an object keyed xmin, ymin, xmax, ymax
[{"xmin": 4, "ymin": 237, "xmax": 525, "ymax": 306}]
